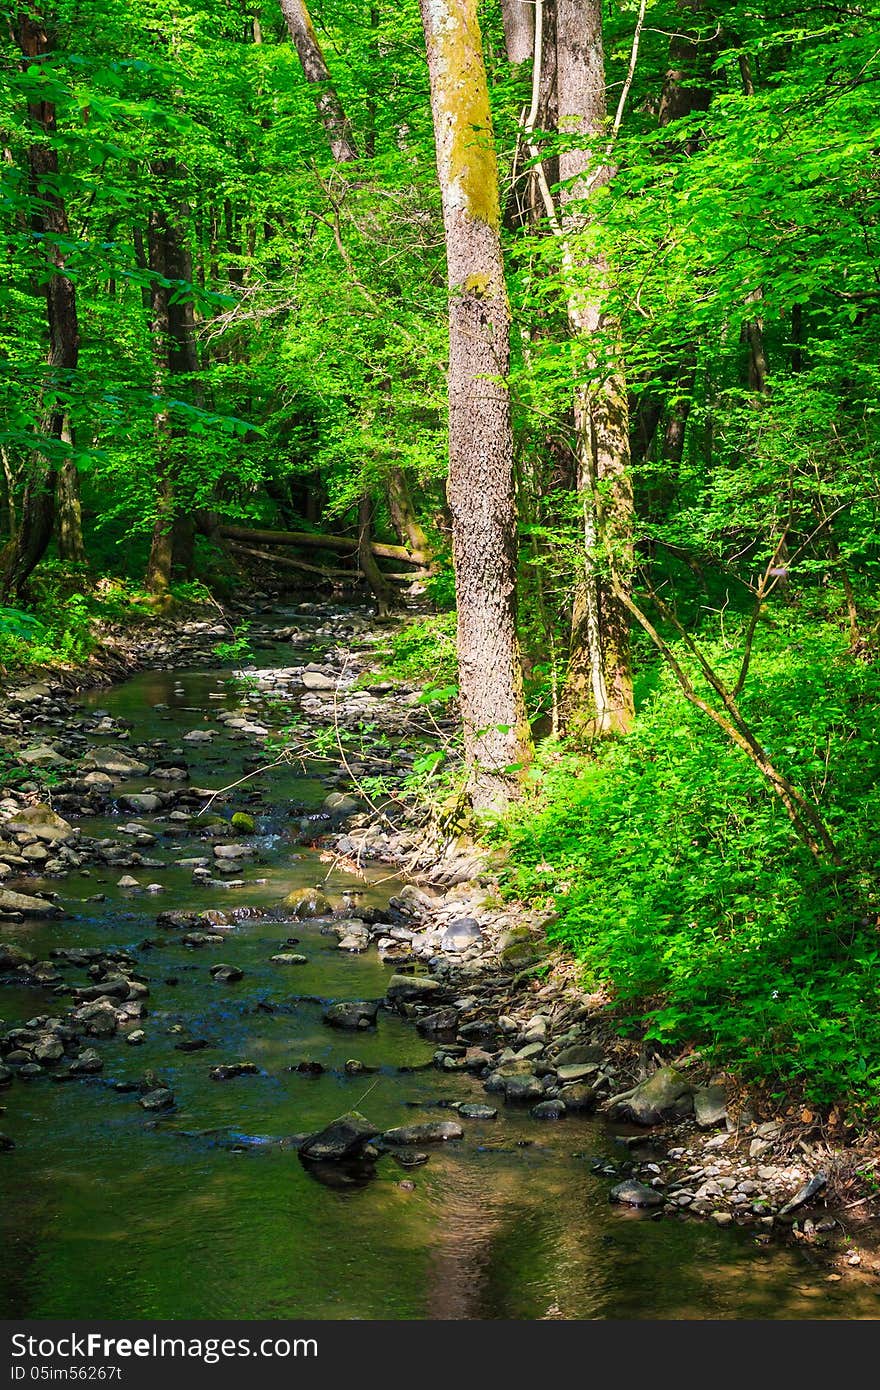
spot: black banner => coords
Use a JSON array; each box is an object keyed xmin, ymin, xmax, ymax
[{"xmin": 0, "ymin": 1318, "xmax": 867, "ymax": 1384}]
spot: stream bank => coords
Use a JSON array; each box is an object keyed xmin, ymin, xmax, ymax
[{"xmin": 0, "ymin": 596, "xmax": 878, "ymax": 1317}]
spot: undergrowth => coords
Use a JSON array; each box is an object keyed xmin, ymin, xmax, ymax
[{"xmin": 495, "ymin": 619, "xmax": 880, "ymax": 1115}]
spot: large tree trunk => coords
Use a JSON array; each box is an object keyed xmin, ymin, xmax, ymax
[
  {"xmin": 419, "ymin": 0, "xmax": 533, "ymax": 807},
  {"xmin": 0, "ymin": 12, "xmax": 79, "ymax": 601},
  {"xmin": 279, "ymin": 0, "xmax": 359, "ymax": 162},
  {"xmin": 144, "ymin": 170, "xmax": 200, "ymax": 598},
  {"xmin": 555, "ymin": 0, "xmax": 634, "ymax": 740}
]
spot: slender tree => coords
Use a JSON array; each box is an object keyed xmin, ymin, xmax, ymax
[
  {"xmin": 144, "ymin": 165, "xmax": 200, "ymax": 598},
  {"xmin": 555, "ymin": 0, "xmax": 635, "ymax": 740},
  {"xmin": 1, "ymin": 9, "xmax": 80, "ymax": 600}
]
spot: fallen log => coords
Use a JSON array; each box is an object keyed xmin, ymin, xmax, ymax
[
  {"xmin": 225, "ymin": 541, "xmax": 349, "ymax": 580},
  {"xmin": 217, "ymin": 523, "xmax": 429, "ymax": 567}
]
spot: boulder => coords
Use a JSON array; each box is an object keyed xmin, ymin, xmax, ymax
[
  {"xmin": 441, "ymin": 917, "xmax": 484, "ymax": 953},
  {"xmin": 323, "ymin": 792, "xmax": 360, "ymax": 818},
  {"xmin": 284, "ymin": 889, "xmax": 331, "ymax": 919},
  {"xmin": 0, "ymin": 889, "xmax": 62, "ymax": 919},
  {"xmin": 322, "ymin": 1000, "xmax": 379, "ymax": 1030},
  {"xmin": 502, "ymin": 1074, "xmax": 545, "ymax": 1103},
  {"xmin": 5, "ymin": 805, "xmax": 75, "ymax": 843},
  {"xmin": 694, "ymin": 1084, "xmax": 728, "ymax": 1129},
  {"xmin": 81, "ymin": 749, "xmax": 149, "ymax": 777},
  {"xmin": 120, "ymin": 794, "xmax": 161, "ymax": 814},
  {"xmin": 607, "ymin": 1067, "xmax": 694, "ymax": 1126},
  {"xmin": 0, "ymin": 943, "xmax": 35, "ymax": 969},
  {"xmin": 300, "ymin": 1111, "xmax": 381, "ymax": 1162},
  {"xmin": 385, "ymin": 974, "xmax": 442, "ymax": 1003},
  {"xmin": 532, "ymin": 1099, "xmax": 566, "ymax": 1120},
  {"xmin": 210, "ymin": 964, "xmax": 244, "ymax": 983},
  {"xmin": 139, "ymin": 1087, "xmax": 175, "ymax": 1111},
  {"xmin": 610, "ymin": 1180, "xmax": 664, "ymax": 1208}
]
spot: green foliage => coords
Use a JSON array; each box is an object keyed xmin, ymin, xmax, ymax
[
  {"xmin": 380, "ymin": 611, "xmax": 458, "ymax": 685},
  {"xmin": 212, "ymin": 622, "xmax": 253, "ymax": 664},
  {"xmin": 501, "ymin": 619, "xmax": 880, "ymax": 1113}
]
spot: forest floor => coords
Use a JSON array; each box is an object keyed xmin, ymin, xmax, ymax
[{"xmin": 2, "ymin": 587, "xmax": 880, "ymax": 1287}]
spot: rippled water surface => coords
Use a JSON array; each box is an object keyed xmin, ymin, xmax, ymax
[{"xmin": 1, "ymin": 633, "xmax": 877, "ymax": 1319}]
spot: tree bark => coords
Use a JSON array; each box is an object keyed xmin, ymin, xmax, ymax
[
  {"xmin": 357, "ymin": 495, "xmax": 392, "ymax": 616},
  {"xmin": 144, "ymin": 168, "xmax": 200, "ymax": 597},
  {"xmin": 499, "ymin": 0, "xmax": 534, "ymax": 64},
  {"xmin": 56, "ymin": 423, "xmax": 86, "ymax": 563},
  {"xmin": 388, "ymin": 466, "xmax": 432, "ymax": 563},
  {"xmin": 555, "ymin": 0, "xmax": 635, "ymax": 740},
  {"xmin": 0, "ymin": 12, "xmax": 79, "ymax": 601},
  {"xmin": 419, "ymin": 0, "xmax": 533, "ymax": 807},
  {"xmin": 279, "ymin": 0, "xmax": 359, "ymax": 163}
]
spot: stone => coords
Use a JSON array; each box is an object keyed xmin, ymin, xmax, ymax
[
  {"xmin": 497, "ymin": 924, "xmax": 547, "ymax": 968},
  {"xmin": 284, "ymin": 889, "xmax": 331, "ymax": 919},
  {"xmin": 559, "ymin": 1083, "xmax": 598, "ymax": 1112},
  {"xmin": 0, "ymin": 888, "xmax": 62, "ymax": 918},
  {"xmin": 441, "ymin": 917, "xmax": 483, "ymax": 953},
  {"xmin": 502, "ymin": 1074, "xmax": 545, "ymax": 1103},
  {"xmin": 552, "ymin": 1043, "xmax": 604, "ymax": 1067},
  {"xmin": 17, "ymin": 745, "xmax": 67, "ymax": 768},
  {"xmin": 301, "ymin": 669, "xmax": 337, "ymax": 691},
  {"xmin": 382, "ymin": 1121, "xmax": 463, "ymax": 1145},
  {"xmin": 0, "ymin": 943, "xmax": 35, "ymax": 969},
  {"xmin": 323, "ymin": 792, "xmax": 359, "ymax": 817},
  {"xmin": 139, "ymin": 1088, "xmax": 175, "ymax": 1111},
  {"xmin": 209, "ymin": 1062, "xmax": 259, "ymax": 1080},
  {"xmin": 607, "ymin": 1067, "xmax": 694, "ymax": 1126},
  {"xmin": 778, "ymin": 1173, "xmax": 828, "ymax": 1217},
  {"xmin": 117, "ymin": 875, "xmax": 141, "ymax": 889},
  {"xmin": 0, "ymin": 1133, "xmax": 15, "ymax": 1151},
  {"xmin": 711, "ymin": 1210, "xmax": 735, "ymax": 1228},
  {"xmin": 231, "ymin": 812, "xmax": 255, "ymax": 833},
  {"xmin": 555, "ymin": 1063, "xmax": 598, "ymax": 1084},
  {"xmin": 82, "ymin": 749, "xmax": 149, "ymax": 777},
  {"xmin": 385, "ymin": 974, "xmax": 442, "ymax": 1003},
  {"xmin": 457, "ymin": 1103, "xmax": 498, "ymax": 1120},
  {"xmin": 213, "ymin": 843, "xmax": 254, "ymax": 860},
  {"xmin": 5, "ymin": 805, "xmax": 75, "ymax": 843},
  {"xmin": 270, "ymin": 953, "xmax": 308, "ymax": 965},
  {"xmin": 300, "ymin": 1111, "xmax": 381, "ymax": 1162},
  {"xmin": 121, "ymin": 794, "xmax": 161, "ymax": 814},
  {"xmin": 610, "ymin": 1180, "xmax": 664, "ymax": 1209},
  {"xmin": 531, "ymin": 1099, "xmax": 566, "ymax": 1120},
  {"xmin": 210, "ymin": 964, "xmax": 244, "ymax": 983},
  {"xmin": 322, "ymin": 1000, "xmax": 379, "ymax": 1030},
  {"xmin": 69, "ymin": 1048, "xmax": 103, "ymax": 1075},
  {"xmin": 416, "ymin": 1009, "xmax": 459, "ymax": 1037},
  {"xmin": 694, "ymin": 1084, "xmax": 728, "ymax": 1129},
  {"xmin": 126, "ymin": 1030, "xmax": 147, "ymax": 1046}
]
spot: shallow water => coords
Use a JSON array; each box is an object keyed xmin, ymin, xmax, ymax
[{"xmin": 1, "ymin": 632, "xmax": 877, "ymax": 1319}]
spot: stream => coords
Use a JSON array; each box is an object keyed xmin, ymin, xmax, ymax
[{"xmin": 0, "ymin": 607, "xmax": 875, "ymax": 1320}]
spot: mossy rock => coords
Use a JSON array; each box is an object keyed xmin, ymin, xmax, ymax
[
  {"xmin": 498, "ymin": 924, "xmax": 550, "ymax": 969},
  {"xmin": 231, "ymin": 811, "xmax": 256, "ymax": 833}
]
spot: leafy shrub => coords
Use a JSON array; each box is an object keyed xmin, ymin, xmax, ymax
[{"xmin": 500, "ymin": 620, "xmax": 880, "ymax": 1112}]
